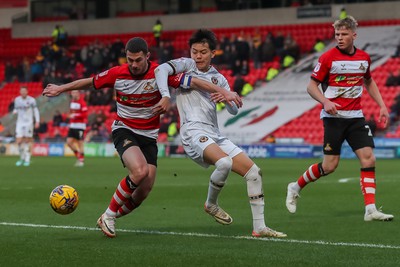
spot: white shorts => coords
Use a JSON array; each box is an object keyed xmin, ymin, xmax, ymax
[
  {"xmin": 180, "ymin": 122, "xmax": 242, "ymax": 168},
  {"xmin": 15, "ymin": 123, "xmax": 34, "ymax": 138}
]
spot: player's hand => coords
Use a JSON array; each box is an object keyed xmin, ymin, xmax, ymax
[
  {"xmin": 43, "ymin": 84, "xmax": 63, "ymax": 97},
  {"xmin": 378, "ymin": 106, "xmax": 389, "ymax": 128},
  {"xmin": 323, "ymin": 100, "xmax": 340, "ymax": 115},
  {"xmin": 34, "ymin": 122, "xmax": 40, "ymax": 129},
  {"xmin": 152, "ymin": 96, "xmax": 170, "ymax": 115},
  {"xmin": 210, "ymin": 91, "xmax": 242, "ymax": 108}
]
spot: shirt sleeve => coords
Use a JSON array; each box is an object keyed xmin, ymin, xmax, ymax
[
  {"xmin": 311, "ymin": 53, "xmax": 330, "ymax": 83},
  {"xmin": 167, "ymin": 57, "xmax": 196, "ymax": 74},
  {"xmin": 93, "ymin": 67, "xmax": 118, "ymax": 90}
]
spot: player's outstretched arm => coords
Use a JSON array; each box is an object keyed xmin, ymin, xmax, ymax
[{"xmin": 43, "ymin": 77, "xmax": 93, "ymax": 97}]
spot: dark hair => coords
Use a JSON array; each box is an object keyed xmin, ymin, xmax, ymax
[
  {"xmin": 125, "ymin": 37, "xmax": 149, "ymax": 54},
  {"xmin": 189, "ymin": 29, "xmax": 217, "ymax": 51}
]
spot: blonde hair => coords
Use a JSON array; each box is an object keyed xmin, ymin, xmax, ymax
[{"xmin": 333, "ymin": 16, "xmax": 358, "ymax": 31}]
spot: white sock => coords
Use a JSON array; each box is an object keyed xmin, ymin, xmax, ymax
[
  {"xmin": 365, "ymin": 204, "xmax": 377, "ymax": 213},
  {"xmin": 18, "ymin": 144, "xmax": 25, "ymax": 161},
  {"xmin": 206, "ymin": 157, "xmax": 232, "ymax": 206},
  {"xmin": 244, "ymin": 164, "xmax": 267, "ymax": 232},
  {"xmin": 291, "ymin": 182, "xmax": 301, "ymax": 193},
  {"xmin": 24, "ymin": 143, "xmax": 31, "ymax": 163}
]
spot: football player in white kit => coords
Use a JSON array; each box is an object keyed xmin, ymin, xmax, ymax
[
  {"xmin": 155, "ymin": 29, "xmax": 286, "ymax": 237},
  {"xmin": 13, "ymin": 86, "xmax": 40, "ymax": 166}
]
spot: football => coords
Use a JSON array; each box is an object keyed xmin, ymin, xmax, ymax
[{"xmin": 49, "ymin": 185, "xmax": 79, "ymax": 215}]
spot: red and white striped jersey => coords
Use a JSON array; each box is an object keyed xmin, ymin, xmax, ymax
[
  {"xmin": 311, "ymin": 46, "xmax": 371, "ymax": 119},
  {"xmin": 93, "ymin": 62, "xmax": 181, "ymax": 139},
  {"xmin": 69, "ymin": 97, "xmax": 88, "ymax": 130}
]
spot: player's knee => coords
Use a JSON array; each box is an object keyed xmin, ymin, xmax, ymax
[
  {"xmin": 215, "ymin": 156, "xmax": 232, "ymax": 174},
  {"xmin": 129, "ymin": 166, "xmax": 149, "ymax": 184},
  {"xmin": 210, "ymin": 156, "xmax": 232, "ymax": 187},
  {"xmin": 244, "ymin": 164, "xmax": 262, "ymax": 182}
]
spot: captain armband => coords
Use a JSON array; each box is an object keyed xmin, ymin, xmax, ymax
[{"xmin": 179, "ymin": 73, "xmax": 192, "ymax": 89}]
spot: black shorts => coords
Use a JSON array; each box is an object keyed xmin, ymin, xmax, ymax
[
  {"xmin": 323, "ymin": 118, "xmax": 375, "ymax": 155},
  {"xmin": 67, "ymin": 128, "xmax": 85, "ymax": 140},
  {"xmin": 112, "ymin": 128, "xmax": 158, "ymax": 166}
]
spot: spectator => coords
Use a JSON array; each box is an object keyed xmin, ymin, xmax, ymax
[
  {"xmin": 385, "ymin": 71, "xmax": 400, "ymax": 86},
  {"xmin": 4, "ymin": 61, "xmax": 16, "ymax": 82},
  {"xmin": 110, "ymin": 38, "xmax": 125, "ymax": 62},
  {"xmin": 251, "ymin": 28, "xmax": 263, "ymax": 69},
  {"xmin": 264, "ymin": 134, "xmax": 276, "ymax": 143},
  {"xmin": 261, "ymin": 33, "xmax": 276, "ymax": 63},
  {"xmin": 266, "ymin": 62, "xmax": 280, "ymax": 82},
  {"xmin": 51, "ymin": 25, "xmax": 67, "ymax": 47},
  {"xmin": 241, "ymin": 81, "xmax": 254, "ymax": 97},
  {"xmin": 339, "ymin": 7, "xmax": 348, "ymax": 20},
  {"xmin": 233, "ymin": 74, "xmax": 246, "ymax": 96},
  {"xmin": 312, "ymin": 38, "xmax": 326, "ymax": 53},
  {"xmin": 153, "ymin": 19, "xmax": 163, "ymax": 47}
]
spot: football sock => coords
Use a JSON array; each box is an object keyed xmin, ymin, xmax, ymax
[
  {"xmin": 18, "ymin": 143, "xmax": 24, "ymax": 161},
  {"xmin": 360, "ymin": 167, "xmax": 376, "ymax": 211},
  {"xmin": 206, "ymin": 156, "xmax": 232, "ymax": 206},
  {"xmin": 72, "ymin": 149, "xmax": 79, "ymax": 159},
  {"xmin": 116, "ymin": 198, "xmax": 138, "ymax": 218},
  {"xmin": 244, "ymin": 164, "xmax": 266, "ymax": 231},
  {"xmin": 24, "ymin": 143, "xmax": 31, "ymax": 163},
  {"xmin": 78, "ymin": 152, "xmax": 84, "ymax": 162},
  {"xmin": 295, "ymin": 163, "xmax": 324, "ymax": 190},
  {"xmin": 105, "ymin": 176, "xmax": 138, "ymax": 217}
]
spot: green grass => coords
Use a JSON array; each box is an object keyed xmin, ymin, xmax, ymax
[{"xmin": 0, "ymin": 156, "xmax": 399, "ymax": 266}]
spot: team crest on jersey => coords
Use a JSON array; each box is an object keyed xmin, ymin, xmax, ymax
[
  {"xmin": 324, "ymin": 143, "xmax": 332, "ymax": 152},
  {"xmin": 211, "ymin": 77, "xmax": 218, "ymax": 85},
  {"xmin": 359, "ymin": 63, "xmax": 366, "ymax": 71},
  {"xmin": 144, "ymin": 82, "xmax": 154, "ymax": 91},
  {"xmin": 199, "ymin": 136, "xmax": 209, "ymax": 143}
]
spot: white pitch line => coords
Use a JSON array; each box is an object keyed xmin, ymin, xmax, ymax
[{"xmin": 1, "ymin": 221, "xmax": 399, "ymax": 250}]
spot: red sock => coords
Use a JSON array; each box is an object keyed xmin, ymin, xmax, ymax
[
  {"xmin": 73, "ymin": 150, "xmax": 79, "ymax": 159},
  {"xmin": 297, "ymin": 163, "xmax": 324, "ymax": 188},
  {"xmin": 106, "ymin": 176, "xmax": 137, "ymax": 216},
  {"xmin": 360, "ymin": 167, "xmax": 376, "ymax": 205},
  {"xmin": 78, "ymin": 152, "xmax": 84, "ymax": 162},
  {"xmin": 116, "ymin": 198, "xmax": 138, "ymax": 218}
]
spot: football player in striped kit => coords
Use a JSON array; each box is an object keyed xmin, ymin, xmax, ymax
[
  {"xmin": 155, "ymin": 29, "xmax": 287, "ymax": 238},
  {"xmin": 67, "ymin": 90, "xmax": 88, "ymax": 167},
  {"xmin": 13, "ymin": 86, "xmax": 40, "ymax": 167},
  {"xmin": 286, "ymin": 16, "xmax": 394, "ymax": 222},
  {"xmin": 43, "ymin": 37, "xmax": 241, "ymax": 238}
]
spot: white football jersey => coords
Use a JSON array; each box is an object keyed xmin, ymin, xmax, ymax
[
  {"xmin": 167, "ymin": 57, "xmax": 230, "ymax": 128},
  {"xmin": 13, "ymin": 95, "xmax": 40, "ymax": 126}
]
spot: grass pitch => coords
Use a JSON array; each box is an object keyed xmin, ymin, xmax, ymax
[{"xmin": 0, "ymin": 156, "xmax": 399, "ymax": 266}]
